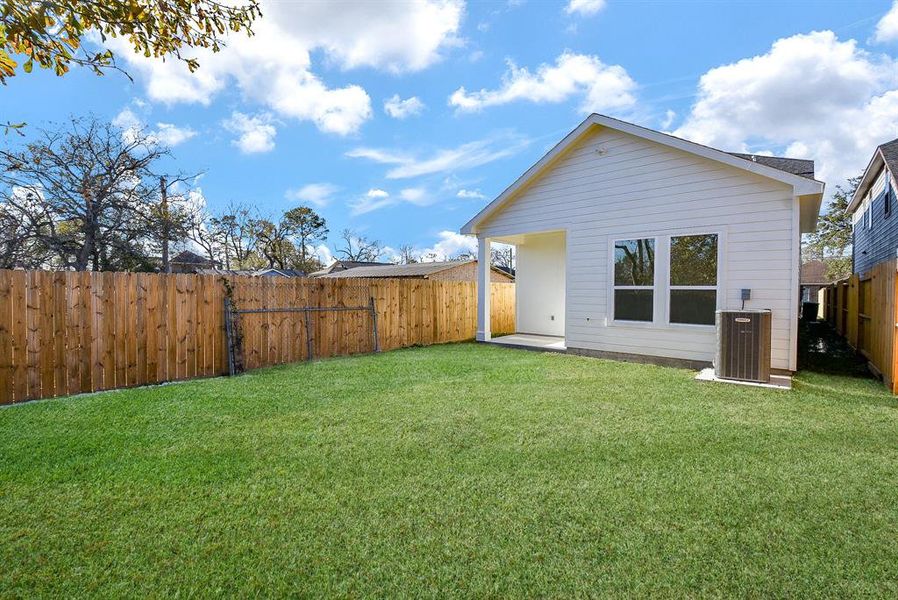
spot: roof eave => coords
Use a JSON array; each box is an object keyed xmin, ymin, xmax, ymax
[
  {"xmin": 847, "ymin": 148, "xmax": 885, "ymax": 214},
  {"xmin": 799, "ymin": 192, "xmax": 826, "ymax": 234}
]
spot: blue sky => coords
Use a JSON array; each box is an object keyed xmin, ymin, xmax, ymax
[{"xmin": 3, "ymin": 0, "xmax": 898, "ymax": 263}]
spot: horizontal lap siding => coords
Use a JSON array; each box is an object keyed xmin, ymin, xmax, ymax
[{"xmin": 479, "ymin": 126, "xmax": 796, "ymax": 369}]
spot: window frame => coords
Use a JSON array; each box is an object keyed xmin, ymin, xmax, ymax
[
  {"xmin": 608, "ymin": 229, "xmax": 725, "ymax": 330},
  {"xmin": 864, "ymin": 195, "xmax": 873, "ymax": 231},
  {"xmin": 885, "ymin": 169, "xmax": 893, "ymax": 218},
  {"xmin": 610, "ymin": 236, "xmax": 657, "ymax": 325},
  {"xmin": 666, "ymin": 232, "xmax": 721, "ymax": 328}
]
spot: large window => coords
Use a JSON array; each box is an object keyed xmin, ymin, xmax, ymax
[
  {"xmin": 613, "ymin": 238, "xmax": 655, "ymax": 322},
  {"xmin": 669, "ymin": 233, "xmax": 718, "ymax": 325}
]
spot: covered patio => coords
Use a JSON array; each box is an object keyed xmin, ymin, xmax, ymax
[
  {"xmin": 489, "ymin": 333, "xmax": 566, "ymax": 352},
  {"xmin": 475, "ymin": 229, "xmax": 566, "ymax": 348}
]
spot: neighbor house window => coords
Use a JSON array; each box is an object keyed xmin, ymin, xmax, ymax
[
  {"xmin": 886, "ymin": 176, "xmax": 892, "ymax": 217},
  {"xmin": 613, "ymin": 238, "xmax": 655, "ymax": 322},
  {"xmin": 669, "ymin": 233, "xmax": 718, "ymax": 326}
]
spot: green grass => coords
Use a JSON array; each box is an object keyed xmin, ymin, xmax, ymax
[{"xmin": 2, "ymin": 342, "xmax": 898, "ymax": 597}]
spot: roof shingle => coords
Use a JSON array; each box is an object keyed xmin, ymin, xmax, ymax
[{"xmin": 727, "ymin": 153, "xmax": 816, "ymax": 179}]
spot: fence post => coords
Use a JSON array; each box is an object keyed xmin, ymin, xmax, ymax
[
  {"xmin": 304, "ymin": 308, "xmax": 313, "ymax": 361},
  {"xmin": 370, "ymin": 296, "xmax": 380, "ymax": 353},
  {"xmin": 224, "ymin": 296, "xmax": 235, "ymax": 376}
]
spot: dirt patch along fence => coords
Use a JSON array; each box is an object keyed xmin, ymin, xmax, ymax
[
  {"xmin": 818, "ymin": 258, "xmax": 898, "ymax": 393},
  {"xmin": 0, "ymin": 271, "xmax": 516, "ymax": 404}
]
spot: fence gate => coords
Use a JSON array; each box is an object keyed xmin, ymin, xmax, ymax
[{"xmin": 223, "ymin": 296, "xmax": 380, "ymax": 375}]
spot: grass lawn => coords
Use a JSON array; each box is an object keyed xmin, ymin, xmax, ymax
[{"xmin": 2, "ymin": 341, "xmax": 898, "ymax": 597}]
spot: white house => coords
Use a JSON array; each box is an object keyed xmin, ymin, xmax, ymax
[{"xmin": 462, "ymin": 114, "xmax": 825, "ymax": 372}]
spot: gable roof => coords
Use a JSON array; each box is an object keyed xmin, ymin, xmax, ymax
[
  {"xmin": 309, "ymin": 260, "xmax": 392, "ymax": 276},
  {"xmin": 881, "ymin": 138, "xmax": 898, "ymax": 174},
  {"xmin": 461, "ymin": 113, "xmax": 825, "ymax": 236},
  {"xmin": 848, "ymin": 137, "xmax": 898, "ymax": 213},
  {"xmin": 319, "ymin": 260, "xmax": 512, "ymax": 280},
  {"xmin": 801, "ymin": 260, "xmax": 830, "ymax": 285},
  {"xmin": 254, "ymin": 268, "xmax": 306, "ymax": 277}
]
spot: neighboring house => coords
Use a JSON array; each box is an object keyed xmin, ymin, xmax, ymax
[
  {"xmin": 462, "ymin": 113, "xmax": 825, "ymax": 373},
  {"xmin": 846, "ymin": 138, "xmax": 898, "ymax": 275},
  {"xmin": 493, "ymin": 264, "xmax": 516, "ymax": 278},
  {"xmin": 319, "ymin": 260, "xmax": 514, "ymax": 282},
  {"xmin": 800, "ymin": 259, "xmax": 832, "ymax": 303},
  {"xmin": 253, "ymin": 268, "xmax": 306, "ymax": 277},
  {"xmin": 170, "ymin": 250, "xmax": 220, "ymax": 274},
  {"xmin": 309, "ymin": 260, "xmax": 392, "ymax": 277},
  {"xmin": 193, "ymin": 267, "xmax": 305, "ymax": 277}
]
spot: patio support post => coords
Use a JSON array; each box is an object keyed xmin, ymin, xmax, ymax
[{"xmin": 476, "ymin": 235, "xmax": 492, "ymax": 341}]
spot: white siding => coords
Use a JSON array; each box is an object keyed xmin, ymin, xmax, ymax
[
  {"xmin": 516, "ymin": 232, "xmax": 565, "ymax": 336},
  {"xmin": 479, "ymin": 126, "xmax": 798, "ymax": 370}
]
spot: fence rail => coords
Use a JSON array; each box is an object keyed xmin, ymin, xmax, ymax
[
  {"xmin": 0, "ymin": 271, "xmax": 516, "ymax": 404},
  {"xmin": 819, "ymin": 259, "xmax": 898, "ymax": 393}
]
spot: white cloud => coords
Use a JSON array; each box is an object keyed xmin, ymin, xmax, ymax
[
  {"xmin": 674, "ymin": 31, "xmax": 898, "ymax": 187},
  {"xmin": 875, "ymin": 1, "xmax": 898, "ymax": 43},
  {"xmin": 350, "ymin": 188, "xmax": 393, "ymax": 215},
  {"xmin": 565, "ymin": 0, "xmax": 606, "ymax": 16},
  {"xmin": 449, "ymin": 51, "xmax": 636, "ymax": 114},
  {"xmin": 106, "ymin": 0, "xmax": 463, "ymax": 135},
  {"xmin": 400, "ymin": 187, "xmax": 429, "ymax": 204},
  {"xmin": 112, "ymin": 107, "xmax": 141, "ymax": 132},
  {"xmin": 349, "ymin": 187, "xmax": 432, "ymax": 215},
  {"xmin": 285, "ymin": 183, "xmax": 340, "ymax": 208},
  {"xmin": 456, "ymin": 188, "xmax": 485, "ymax": 199},
  {"xmin": 384, "ymin": 94, "xmax": 426, "ymax": 119},
  {"xmin": 223, "ymin": 112, "xmax": 277, "ymax": 154},
  {"xmin": 112, "ymin": 107, "xmax": 195, "ymax": 146},
  {"xmin": 153, "ymin": 123, "xmax": 197, "ymax": 146},
  {"xmin": 314, "ymin": 244, "xmax": 334, "ymax": 266},
  {"xmin": 660, "ymin": 109, "xmax": 676, "ymax": 130},
  {"xmin": 346, "ymin": 134, "xmax": 529, "ymax": 179},
  {"xmin": 417, "ymin": 231, "xmax": 478, "ymax": 261},
  {"xmin": 344, "ymin": 148, "xmax": 409, "ymax": 164},
  {"xmin": 411, "ymin": 231, "xmax": 514, "ymax": 262}
]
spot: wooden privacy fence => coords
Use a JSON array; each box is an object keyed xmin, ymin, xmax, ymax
[
  {"xmin": 0, "ymin": 271, "xmax": 516, "ymax": 404},
  {"xmin": 819, "ymin": 259, "xmax": 898, "ymax": 393}
]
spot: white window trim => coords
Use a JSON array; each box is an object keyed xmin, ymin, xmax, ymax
[{"xmin": 608, "ymin": 229, "xmax": 725, "ymax": 330}]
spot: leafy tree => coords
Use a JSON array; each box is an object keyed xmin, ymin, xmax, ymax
[
  {"xmin": 0, "ymin": 115, "xmax": 187, "ymax": 271},
  {"xmin": 669, "ymin": 234, "xmax": 717, "ymax": 285},
  {"xmin": 255, "ymin": 218, "xmax": 296, "ymax": 270},
  {"xmin": 805, "ymin": 175, "xmax": 860, "ymax": 281},
  {"xmin": 0, "ymin": 0, "xmax": 261, "ymax": 83},
  {"xmin": 283, "ymin": 206, "xmax": 328, "ymax": 272},
  {"xmin": 0, "ymin": 192, "xmax": 52, "ymax": 268}
]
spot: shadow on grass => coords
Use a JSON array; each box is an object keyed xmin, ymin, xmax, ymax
[
  {"xmin": 798, "ymin": 319, "xmax": 872, "ymax": 378},
  {"xmin": 794, "ymin": 320, "xmax": 898, "ymax": 405}
]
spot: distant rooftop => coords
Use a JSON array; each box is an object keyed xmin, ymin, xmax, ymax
[{"xmin": 320, "ymin": 260, "xmax": 474, "ymax": 279}]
